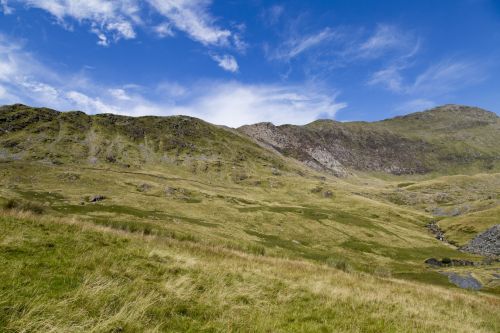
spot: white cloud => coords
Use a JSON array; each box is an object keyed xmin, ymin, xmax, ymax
[
  {"xmin": 20, "ymin": 0, "xmax": 140, "ymax": 44},
  {"xmin": 147, "ymin": 0, "xmax": 231, "ymax": 47},
  {"xmin": 362, "ymin": 26, "xmax": 485, "ymax": 99},
  {"xmin": 108, "ymin": 88, "xmax": 132, "ymax": 101},
  {"xmin": 12, "ymin": 0, "xmax": 243, "ymax": 71},
  {"xmin": 369, "ymin": 59, "xmax": 485, "ymax": 96},
  {"xmin": 368, "ymin": 66, "xmax": 405, "ymax": 92},
  {"xmin": 168, "ymin": 82, "xmax": 346, "ymax": 127},
  {"xmin": 155, "ymin": 82, "xmax": 187, "ymax": 97},
  {"xmin": 154, "ymin": 22, "xmax": 174, "ymax": 38},
  {"xmin": 210, "ymin": 54, "xmax": 239, "ymax": 73},
  {"xmin": 65, "ymin": 90, "xmax": 117, "ymax": 113},
  {"xmin": 358, "ymin": 24, "xmax": 418, "ymax": 58},
  {"xmin": 1, "ymin": 0, "xmax": 13, "ymax": 14},
  {"xmin": 0, "ymin": 33, "xmax": 346, "ymax": 127},
  {"xmin": 14, "ymin": 0, "xmax": 241, "ymax": 49},
  {"xmin": 411, "ymin": 60, "xmax": 484, "ymax": 94},
  {"xmin": 273, "ymin": 28, "xmax": 336, "ymax": 61}
]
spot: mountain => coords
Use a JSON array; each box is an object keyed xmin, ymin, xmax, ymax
[
  {"xmin": 239, "ymin": 104, "xmax": 500, "ymax": 176},
  {"xmin": 0, "ymin": 103, "xmax": 288, "ymax": 174},
  {"xmin": 0, "ymin": 104, "xmax": 499, "ymax": 332}
]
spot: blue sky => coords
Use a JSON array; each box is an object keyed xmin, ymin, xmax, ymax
[{"xmin": 0, "ymin": 0, "xmax": 499, "ymax": 126}]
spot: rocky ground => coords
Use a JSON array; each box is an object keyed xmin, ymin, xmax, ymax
[{"xmin": 461, "ymin": 225, "xmax": 500, "ymax": 256}]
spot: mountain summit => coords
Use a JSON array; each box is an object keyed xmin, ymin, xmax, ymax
[{"xmin": 240, "ymin": 105, "xmax": 500, "ymax": 176}]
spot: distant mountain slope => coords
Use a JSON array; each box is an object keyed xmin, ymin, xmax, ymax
[
  {"xmin": 239, "ymin": 104, "xmax": 500, "ymax": 176},
  {"xmin": 3, "ymin": 104, "xmax": 498, "ymax": 177},
  {"xmin": 0, "ymin": 104, "xmax": 291, "ymax": 181}
]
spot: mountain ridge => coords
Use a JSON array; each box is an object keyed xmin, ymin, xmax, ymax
[
  {"xmin": 2, "ymin": 103, "xmax": 499, "ymax": 177},
  {"xmin": 240, "ymin": 104, "xmax": 500, "ymax": 176}
]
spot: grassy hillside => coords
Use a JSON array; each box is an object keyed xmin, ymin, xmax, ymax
[
  {"xmin": 240, "ymin": 104, "xmax": 500, "ymax": 176},
  {"xmin": 1, "ymin": 211, "xmax": 499, "ymax": 332},
  {"xmin": 0, "ymin": 104, "xmax": 499, "ymax": 331},
  {"xmin": 359, "ymin": 173, "xmax": 500, "ymax": 247},
  {"xmin": 0, "ymin": 104, "xmax": 288, "ymax": 180}
]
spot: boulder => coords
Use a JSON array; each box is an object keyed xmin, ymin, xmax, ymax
[
  {"xmin": 461, "ymin": 225, "xmax": 500, "ymax": 256},
  {"xmin": 89, "ymin": 195, "xmax": 105, "ymax": 202}
]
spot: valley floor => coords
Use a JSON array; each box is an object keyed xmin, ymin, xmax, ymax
[
  {"xmin": 0, "ymin": 211, "xmax": 499, "ymax": 333},
  {"xmin": 0, "ymin": 161, "xmax": 499, "ymax": 332}
]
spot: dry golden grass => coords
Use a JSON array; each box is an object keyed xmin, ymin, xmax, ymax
[{"xmin": 1, "ymin": 210, "xmax": 499, "ymax": 332}]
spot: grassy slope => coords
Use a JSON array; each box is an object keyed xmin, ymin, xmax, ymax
[
  {"xmin": 354, "ymin": 172, "xmax": 500, "ymax": 246},
  {"xmin": 0, "ymin": 104, "xmax": 499, "ymax": 331},
  {"xmin": 1, "ymin": 211, "xmax": 499, "ymax": 332},
  {"xmin": 373, "ymin": 105, "xmax": 500, "ymax": 174},
  {"xmin": 242, "ymin": 104, "xmax": 500, "ymax": 176},
  {"xmin": 439, "ymin": 206, "xmax": 500, "ymax": 246}
]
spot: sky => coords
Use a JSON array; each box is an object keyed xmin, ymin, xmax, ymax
[{"xmin": 0, "ymin": 0, "xmax": 499, "ymax": 127}]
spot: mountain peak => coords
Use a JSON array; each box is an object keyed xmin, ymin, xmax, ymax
[{"xmin": 391, "ymin": 104, "xmax": 498, "ymax": 122}]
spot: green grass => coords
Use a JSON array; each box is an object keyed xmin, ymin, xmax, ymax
[
  {"xmin": 1, "ymin": 212, "xmax": 499, "ymax": 332},
  {"xmin": 1, "ymin": 104, "xmax": 499, "ymax": 331}
]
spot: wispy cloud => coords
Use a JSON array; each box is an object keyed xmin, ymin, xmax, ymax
[
  {"xmin": 261, "ymin": 5, "xmax": 284, "ymax": 26},
  {"xmin": 369, "ymin": 59, "xmax": 485, "ymax": 95},
  {"xmin": 19, "ymin": 0, "xmax": 140, "ymax": 45},
  {"xmin": 394, "ymin": 98, "xmax": 436, "ymax": 114},
  {"xmin": 0, "ymin": 0, "xmax": 13, "ymax": 14},
  {"xmin": 210, "ymin": 54, "xmax": 239, "ymax": 73},
  {"xmin": 147, "ymin": 0, "xmax": 232, "ymax": 47},
  {"xmin": 9, "ymin": 0, "xmax": 243, "ymax": 72},
  {"xmin": 153, "ymin": 22, "xmax": 174, "ymax": 38},
  {"xmin": 368, "ymin": 66, "xmax": 406, "ymax": 92},
  {"xmin": 0, "ymin": 34, "xmax": 346, "ymax": 127},
  {"xmin": 411, "ymin": 60, "xmax": 485, "ymax": 94},
  {"xmin": 358, "ymin": 24, "xmax": 419, "ymax": 59},
  {"xmin": 15, "ymin": 0, "xmax": 239, "ymax": 47},
  {"xmin": 267, "ymin": 22, "xmax": 421, "ymax": 83},
  {"xmin": 271, "ymin": 27, "xmax": 336, "ymax": 61}
]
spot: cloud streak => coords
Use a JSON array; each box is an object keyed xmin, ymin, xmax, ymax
[
  {"xmin": 210, "ymin": 54, "xmax": 239, "ymax": 73},
  {"xmin": 272, "ymin": 27, "xmax": 336, "ymax": 61},
  {"xmin": 15, "ymin": 0, "xmax": 237, "ymax": 47},
  {"xmin": 369, "ymin": 59, "xmax": 485, "ymax": 95}
]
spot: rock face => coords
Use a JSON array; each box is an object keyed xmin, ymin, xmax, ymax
[
  {"xmin": 239, "ymin": 121, "xmax": 429, "ymax": 177},
  {"xmin": 461, "ymin": 225, "xmax": 500, "ymax": 256},
  {"xmin": 239, "ymin": 105, "xmax": 500, "ymax": 176}
]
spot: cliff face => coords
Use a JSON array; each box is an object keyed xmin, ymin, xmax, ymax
[{"xmin": 239, "ymin": 105, "xmax": 500, "ymax": 176}]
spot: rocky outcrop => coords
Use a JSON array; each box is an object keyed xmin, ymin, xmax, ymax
[
  {"xmin": 424, "ymin": 258, "xmax": 475, "ymax": 267},
  {"xmin": 239, "ymin": 105, "xmax": 500, "ymax": 176},
  {"xmin": 239, "ymin": 121, "xmax": 430, "ymax": 177},
  {"xmin": 461, "ymin": 225, "xmax": 500, "ymax": 256}
]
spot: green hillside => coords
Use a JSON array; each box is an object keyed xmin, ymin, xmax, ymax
[
  {"xmin": 240, "ymin": 104, "xmax": 500, "ymax": 176},
  {"xmin": 0, "ymin": 104, "xmax": 499, "ymax": 332}
]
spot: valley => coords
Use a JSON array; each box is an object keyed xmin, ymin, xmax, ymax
[{"xmin": 0, "ymin": 104, "xmax": 498, "ymax": 332}]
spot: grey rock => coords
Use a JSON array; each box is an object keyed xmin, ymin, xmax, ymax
[
  {"xmin": 89, "ymin": 195, "xmax": 105, "ymax": 202},
  {"xmin": 443, "ymin": 272, "xmax": 482, "ymax": 290},
  {"xmin": 424, "ymin": 258, "xmax": 442, "ymax": 267},
  {"xmin": 460, "ymin": 225, "xmax": 500, "ymax": 256},
  {"xmin": 426, "ymin": 221, "xmax": 447, "ymax": 243}
]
